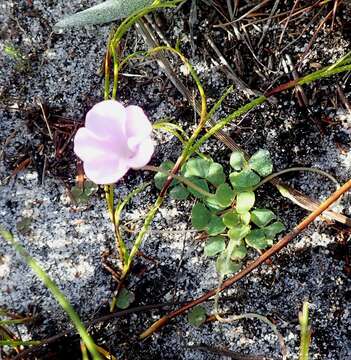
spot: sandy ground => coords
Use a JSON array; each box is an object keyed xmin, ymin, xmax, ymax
[{"xmin": 1, "ymin": 1, "xmax": 351, "ymax": 359}]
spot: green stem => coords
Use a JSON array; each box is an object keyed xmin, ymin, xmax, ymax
[
  {"xmin": 0, "ymin": 340, "xmax": 42, "ymax": 347},
  {"xmin": 0, "ymin": 229, "xmax": 101, "ymax": 360},
  {"xmin": 142, "ymin": 165, "xmax": 214, "ymax": 198},
  {"xmin": 299, "ymin": 302, "xmax": 311, "ymax": 360}
]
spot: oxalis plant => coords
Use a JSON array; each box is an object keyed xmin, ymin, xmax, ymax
[
  {"xmin": 2, "ymin": 0, "xmax": 351, "ymax": 358},
  {"xmin": 154, "ymin": 150, "xmax": 285, "ymax": 276}
]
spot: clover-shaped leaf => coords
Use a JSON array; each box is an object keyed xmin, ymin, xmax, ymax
[
  {"xmin": 207, "ymin": 215, "xmax": 226, "ymax": 236},
  {"xmin": 248, "ymin": 149, "xmax": 273, "ymax": 177},
  {"xmin": 229, "ymin": 169, "xmax": 260, "ymax": 189},
  {"xmin": 245, "ymin": 229, "xmax": 268, "ymax": 250},
  {"xmin": 206, "ymin": 162, "xmax": 226, "ymax": 186},
  {"xmin": 215, "ymin": 183, "xmax": 234, "ymax": 207},
  {"xmin": 169, "ymin": 184, "xmax": 189, "ymax": 200},
  {"xmin": 116, "ymin": 288, "xmax": 135, "ymax": 310},
  {"xmin": 154, "ymin": 161, "xmax": 177, "ymax": 190},
  {"xmin": 264, "ymin": 221, "xmax": 285, "ymax": 238},
  {"xmin": 204, "ymin": 236, "xmax": 226, "ymax": 257},
  {"xmin": 204, "ymin": 196, "xmax": 227, "ymax": 211},
  {"xmin": 236, "ymin": 191, "xmax": 255, "ymax": 214},
  {"xmin": 251, "ymin": 209, "xmax": 276, "ymax": 227},
  {"xmin": 183, "ymin": 158, "xmax": 211, "ymax": 178},
  {"xmin": 188, "ymin": 306, "xmax": 207, "ymax": 327},
  {"xmin": 191, "ymin": 203, "xmax": 211, "ymax": 230},
  {"xmin": 230, "ymin": 151, "xmax": 245, "ymax": 170}
]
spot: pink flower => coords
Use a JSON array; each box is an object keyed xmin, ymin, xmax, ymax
[{"xmin": 74, "ymin": 100, "xmax": 154, "ymax": 184}]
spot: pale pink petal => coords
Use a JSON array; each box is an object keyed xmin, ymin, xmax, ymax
[
  {"xmin": 125, "ymin": 105, "xmax": 152, "ymax": 143},
  {"xmin": 85, "ymin": 100, "xmax": 127, "ymax": 139},
  {"xmin": 83, "ymin": 158, "xmax": 129, "ymax": 185},
  {"xmin": 127, "ymin": 137, "xmax": 154, "ymax": 169}
]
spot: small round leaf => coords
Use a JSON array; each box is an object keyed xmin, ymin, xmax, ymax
[
  {"xmin": 191, "ymin": 203, "xmax": 211, "ymax": 230},
  {"xmin": 245, "ymin": 229, "xmax": 268, "ymax": 250},
  {"xmin": 222, "ymin": 211, "xmax": 241, "ymax": 228},
  {"xmin": 248, "ymin": 149, "xmax": 273, "ymax": 176},
  {"xmin": 187, "ymin": 177, "xmax": 210, "ymax": 199},
  {"xmin": 154, "ymin": 161, "xmax": 177, "ymax": 190},
  {"xmin": 251, "ymin": 208, "xmax": 276, "ymax": 227},
  {"xmin": 204, "ymin": 236, "xmax": 226, "ymax": 257},
  {"xmin": 216, "ymin": 252, "xmax": 241, "ymax": 275},
  {"xmin": 183, "ymin": 158, "xmax": 211, "ymax": 178},
  {"xmin": 207, "ymin": 215, "xmax": 226, "ymax": 236},
  {"xmin": 206, "ymin": 162, "xmax": 226, "ymax": 186},
  {"xmin": 116, "ymin": 288, "xmax": 135, "ymax": 310},
  {"xmin": 187, "ymin": 306, "xmax": 207, "ymax": 327},
  {"xmin": 215, "ymin": 183, "xmax": 234, "ymax": 207},
  {"xmin": 230, "ymin": 151, "xmax": 245, "ymax": 170},
  {"xmin": 231, "ymin": 244, "xmax": 247, "ymax": 260},
  {"xmin": 229, "ymin": 169, "xmax": 260, "ymax": 189},
  {"xmin": 264, "ymin": 221, "xmax": 285, "ymax": 238},
  {"xmin": 169, "ymin": 184, "xmax": 189, "ymax": 200},
  {"xmin": 228, "ymin": 225, "xmax": 251, "ymax": 241},
  {"xmin": 236, "ymin": 191, "xmax": 255, "ymax": 214}
]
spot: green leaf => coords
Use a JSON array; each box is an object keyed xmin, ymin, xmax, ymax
[
  {"xmin": 216, "ymin": 252, "xmax": 241, "ymax": 275},
  {"xmin": 206, "ymin": 163, "xmax": 226, "ymax": 186},
  {"xmin": 231, "ymin": 244, "xmax": 247, "ymax": 260},
  {"xmin": 245, "ymin": 229, "xmax": 268, "ymax": 250},
  {"xmin": 264, "ymin": 221, "xmax": 285, "ymax": 238},
  {"xmin": 187, "ymin": 177, "xmax": 210, "ymax": 199},
  {"xmin": 204, "ymin": 236, "xmax": 226, "ymax": 257},
  {"xmin": 187, "ymin": 306, "xmax": 207, "ymax": 327},
  {"xmin": 236, "ymin": 191, "xmax": 255, "ymax": 214},
  {"xmin": 229, "ymin": 169, "xmax": 260, "ymax": 189},
  {"xmin": 230, "ymin": 151, "xmax": 245, "ymax": 170},
  {"xmin": 191, "ymin": 203, "xmax": 211, "ymax": 230},
  {"xmin": 169, "ymin": 184, "xmax": 189, "ymax": 200},
  {"xmin": 183, "ymin": 158, "xmax": 211, "ymax": 178},
  {"xmin": 222, "ymin": 211, "xmax": 241, "ymax": 228},
  {"xmin": 215, "ymin": 183, "xmax": 234, "ymax": 207},
  {"xmin": 204, "ymin": 196, "xmax": 227, "ymax": 211},
  {"xmin": 84, "ymin": 181, "xmax": 98, "ymax": 196},
  {"xmin": 248, "ymin": 149, "xmax": 273, "ymax": 176},
  {"xmin": 154, "ymin": 161, "xmax": 177, "ymax": 190},
  {"xmin": 116, "ymin": 288, "xmax": 135, "ymax": 310},
  {"xmin": 240, "ymin": 212, "xmax": 251, "ymax": 225},
  {"xmin": 251, "ymin": 209, "xmax": 276, "ymax": 227},
  {"xmin": 206, "ymin": 215, "xmax": 226, "ymax": 236},
  {"xmin": 54, "ymin": 0, "xmax": 153, "ymax": 29},
  {"xmin": 228, "ymin": 225, "xmax": 251, "ymax": 241}
]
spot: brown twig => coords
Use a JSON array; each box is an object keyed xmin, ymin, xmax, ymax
[{"xmin": 140, "ymin": 178, "xmax": 351, "ymax": 339}]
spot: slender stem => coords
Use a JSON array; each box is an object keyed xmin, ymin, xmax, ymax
[
  {"xmin": 142, "ymin": 165, "xmax": 214, "ymax": 198},
  {"xmin": 254, "ymin": 167, "xmax": 339, "ymax": 190}
]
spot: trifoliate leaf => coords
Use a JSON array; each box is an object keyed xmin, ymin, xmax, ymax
[
  {"xmin": 229, "ymin": 169, "xmax": 260, "ymax": 189},
  {"xmin": 169, "ymin": 184, "xmax": 189, "ymax": 200},
  {"xmin": 191, "ymin": 203, "xmax": 211, "ymax": 230},
  {"xmin": 187, "ymin": 306, "xmax": 207, "ymax": 327},
  {"xmin": 206, "ymin": 215, "xmax": 226, "ymax": 236},
  {"xmin": 245, "ymin": 229, "xmax": 268, "ymax": 250},
  {"xmin": 264, "ymin": 221, "xmax": 285, "ymax": 238},
  {"xmin": 215, "ymin": 183, "xmax": 234, "ymax": 207},
  {"xmin": 183, "ymin": 158, "xmax": 211, "ymax": 178},
  {"xmin": 54, "ymin": 0, "xmax": 153, "ymax": 29},
  {"xmin": 236, "ymin": 191, "xmax": 255, "ymax": 214},
  {"xmin": 116, "ymin": 288, "xmax": 135, "ymax": 309},
  {"xmin": 230, "ymin": 151, "xmax": 245, "ymax": 170},
  {"xmin": 248, "ymin": 149, "xmax": 273, "ymax": 176},
  {"xmin": 204, "ymin": 236, "xmax": 226, "ymax": 257},
  {"xmin": 206, "ymin": 162, "xmax": 226, "ymax": 186},
  {"xmin": 251, "ymin": 209, "xmax": 276, "ymax": 227}
]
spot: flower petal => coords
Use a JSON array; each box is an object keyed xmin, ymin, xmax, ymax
[
  {"xmin": 128, "ymin": 137, "xmax": 154, "ymax": 169},
  {"xmin": 85, "ymin": 100, "xmax": 126, "ymax": 138},
  {"xmin": 125, "ymin": 105, "xmax": 152, "ymax": 143},
  {"xmin": 83, "ymin": 158, "xmax": 129, "ymax": 185}
]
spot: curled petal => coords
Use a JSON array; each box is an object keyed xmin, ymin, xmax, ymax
[
  {"xmin": 128, "ymin": 137, "xmax": 154, "ymax": 169},
  {"xmin": 83, "ymin": 158, "xmax": 129, "ymax": 185},
  {"xmin": 125, "ymin": 105, "xmax": 152, "ymax": 143}
]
